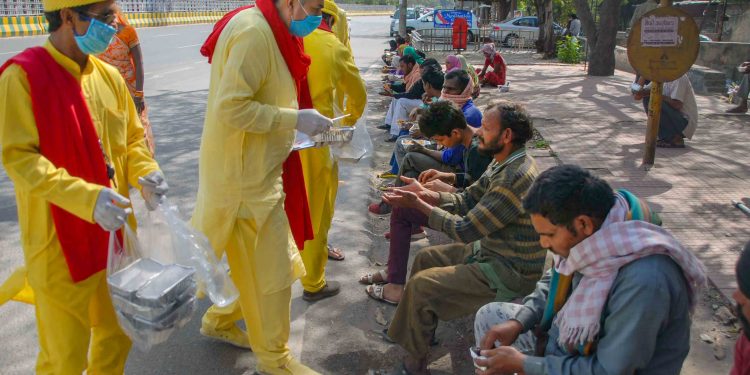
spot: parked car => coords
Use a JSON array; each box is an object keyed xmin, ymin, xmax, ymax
[
  {"xmin": 391, "ymin": 10, "xmax": 481, "ymax": 42},
  {"xmin": 390, "ymin": 8, "xmax": 419, "ymax": 36},
  {"xmin": 491, "ymin": 16, "xmax": 563, "ymax": 46}
]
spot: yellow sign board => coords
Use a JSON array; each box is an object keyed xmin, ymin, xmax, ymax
[{"xmin": 627, "ymin": 7, "xmax": 699, "ymax": 83}]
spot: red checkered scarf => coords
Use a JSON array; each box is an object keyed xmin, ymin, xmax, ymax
[{"xmin": 553, "ymin": 194, "xmax": 707, "ymax": 347}]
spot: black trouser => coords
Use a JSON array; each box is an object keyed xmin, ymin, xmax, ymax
[{"xmin": 642, "ymin": 97, "xmax": 688, "ymax": 142}]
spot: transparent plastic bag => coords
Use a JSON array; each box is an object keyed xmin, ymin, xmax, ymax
[
  {"xmin": 155, "ymin": 198, "xmax": 239, "ymax": 308},
  {"xmin": 107, "ymin": 227, "xmax": 196, "ymax": 351},
  {"xmin": 330, "ymin": 105, "xmax": 373, "ymax": 162}
]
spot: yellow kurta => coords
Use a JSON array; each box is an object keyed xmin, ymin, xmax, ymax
[
  {"xmin": 193, "ymin": 8, "xmax": 310, "ymax": 373},
  {"xmin": 297, "ymin": 27, "xmax": 366, "ymax": 292},
  {"xmin": 0, "ymin": 41, "xmax": 158, "ymax": 374}
]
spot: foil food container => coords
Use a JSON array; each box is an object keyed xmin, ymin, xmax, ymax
[
  {"xmin": 135, "ymin": 264, "xmax": 195, "ymax": 308},
  {"xmin": 312, "ymin": 127, "xmax": 355, "ymax": 143},
  {"xmin": 112, "ymin": 283, "xmax": 196, "ymax": 321},
  {"xmin": 108, "ymin": 258, "xmax": 165, "ymax": 300},
  {"xmin": 125, "ymin": 296, "xmax": 196, "ymax": 331}
]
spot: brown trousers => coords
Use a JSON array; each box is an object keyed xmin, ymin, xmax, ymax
[{"xmin": 386, "ymin": 243, "xmax": 499, "ymax": 358}]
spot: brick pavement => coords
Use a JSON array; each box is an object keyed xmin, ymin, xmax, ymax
[{"xmin": 473, "ymin": 62, "xmax": 750, "ymax": 302}]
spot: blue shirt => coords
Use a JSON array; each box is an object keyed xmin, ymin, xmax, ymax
[
  {"xmin": 462, "ymin": 99, "xmax": 483, "ymax": 128},
  {"xmin": 441, "ymin": 143, "xmax": 466, "ymax": 167}
]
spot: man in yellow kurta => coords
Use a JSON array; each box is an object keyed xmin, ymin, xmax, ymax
[
  {"xmin": 297, "ymin": 0, "xmax": 367, "ymax": 300},
  {"xmin": 0, "ymin": 0, "xmax": 166, "ymax": 373},
  {"xmin": 191, "ymin": 0, "xmax": 330, "ymax": 373}
]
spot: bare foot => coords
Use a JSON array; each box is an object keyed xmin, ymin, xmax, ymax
[{"xmin": 382, "ymin": 283, "xmax": 404, "ymax": 303}]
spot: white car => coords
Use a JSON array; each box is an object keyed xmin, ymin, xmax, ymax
[
  {"xmin": 389, "ymin": 8, "xmax": 419, "ymax": 36},
  {"xmin": 391, "ymin": 10, "xmax": 481, "ymax": 42},
  {"xmin": 491, "ymin": 16, "xmax": 563, "ymax": 46}
]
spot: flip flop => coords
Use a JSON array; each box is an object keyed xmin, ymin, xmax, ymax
[
  {"xmin": 366, "ymin": 284, "xmax": 399, "ymax": 305},
  {"xmin": 327, "ymin": 245, "xmax": 345, "ymax": 261}
]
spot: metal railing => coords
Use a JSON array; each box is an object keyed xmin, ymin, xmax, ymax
[
  {"xmin": 412, "ymin": 27, "xmax": 490, "ymax": 52},
  {"xmin": 0, "ymin": 0, "xmax": 252, "ymax": 15},
  {"xmin": 488, "ymin": 29, "xmax": 537, "ymax": 49}
]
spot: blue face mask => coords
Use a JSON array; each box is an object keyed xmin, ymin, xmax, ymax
[
  {"xmin": 73, "ymin": 16, "xmax": 117, "ymax": 55},
  {"xmin": 289, "ymin": 0, "xmax": 322, "ymax": 37}
]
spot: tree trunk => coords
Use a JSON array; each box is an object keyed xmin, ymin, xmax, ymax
[
  {"xmin": 498, "ymin": 0, "xmax": 512, "ymax": 22},
  {"xmin": 572, "ymin": 0, "xmax": 621, "ymax": 76},
  {"xmin": 535, "ymin": 0, "xmax": 553, "ymax": 55},
  {"xmin": 541, "ymin": 0, "xmax": 554, "ymax": 57},
  {"xmin": 399, "ymin": 0, "xmax": 407, "ymax": 37},
  {"xmin": 534, "ymin": 0, "xmax": 545, "ymax": 52}
]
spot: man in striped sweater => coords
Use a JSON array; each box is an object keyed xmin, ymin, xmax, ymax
[{"xmin": 376, "ymin": 101, "xmax": 546, "ymax": 375}]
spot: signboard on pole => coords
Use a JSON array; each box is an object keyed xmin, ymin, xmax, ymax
[
  {"xmin": 640, "ymin": 15, "xmax": 679, "ymax": 47},
  {"xmin": 627, "ymin": 7, "xmax": 699, "ymax": 82},
  {"xmin": 433, "ymin": 9, "xmax": 472, "ymax": 29}
]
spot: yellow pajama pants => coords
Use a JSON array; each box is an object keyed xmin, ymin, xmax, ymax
[
  {"xmin": 298, "ymin": 147, "xmax": 339, "ymax": 293},
  {"xmin": 202, "ymin": 203, "xmax": 306, "ymax": 373},
  {"xmin": 24, "ymin": 242, "xmax": 131, "ymax": 374}
]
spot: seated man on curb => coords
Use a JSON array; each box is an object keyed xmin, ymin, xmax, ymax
[
  {"xmin": 727, "ymin": 60, "xmax": 749, "ymax": 114},
  {"xmin": 442, "ymin": 69, "xmax": 482, "ymax": 127},
  {"xmin": 381, "ymin": 58, "xmax": 442, "ymax": 142},
  {"xmin": 361, "ymin": 102, "xmax": 493, "ymax": 284},
  {"xmin": 376, "ymin": 101, "xmax": 546, "ymax": 375},
  {"xmin": 633, "ymin": 73, "xmax": 698, "ymax": 148},
  {"xmin": 473, "ymin": 164, "xmax": 707, "ymax": 375}
]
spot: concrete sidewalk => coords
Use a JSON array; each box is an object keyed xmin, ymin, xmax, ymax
[{"xmin": 478, "ymin": 62, "xmax": 749, "ymax": 302}]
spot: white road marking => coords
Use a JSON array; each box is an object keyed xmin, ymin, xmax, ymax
[
  {"xmin": 153, "ymin": 33, "xmax": 179, "ymax": 37},
  {"xmin": 0, "ymin": 50, "xmax": 22, "ymax": 55},
  {"xmin": 177, "ymin": 43, "xmax": 203, "ymax": 49},
  {"xmin": 147, "ymin": 66, "xmax": 193, "ymax": 79}
]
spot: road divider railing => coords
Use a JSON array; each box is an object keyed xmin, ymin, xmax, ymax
[
  {"xmin": 0, "ymin": 11, "xmax": 228, "ymax": 38},
  {"xmin": 0, "ymin": 15, "xmax": 46, "ymax": 37}
]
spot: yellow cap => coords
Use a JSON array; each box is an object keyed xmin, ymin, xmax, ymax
[
  {"xmin": 43, "ymin": 0, "xmax": 104, "ymax": 12},
  {"xmin": 323, "ymin": 0, "xmax": 340, "ymax": 22}
]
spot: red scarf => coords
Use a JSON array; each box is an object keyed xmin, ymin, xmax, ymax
[
  {"xmin": 201, "ymin": 0, "xmax": 314, "ymax": 250},
  {"xmin": 0, "ymin": 47, "xmax": 112, "ymax": 282}
]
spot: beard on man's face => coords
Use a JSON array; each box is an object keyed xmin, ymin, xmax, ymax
[{"xmin": 478, "ymin": 134, "xmax": 504, "ymax": 156}]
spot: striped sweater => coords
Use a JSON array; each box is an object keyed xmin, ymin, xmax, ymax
[{"xmin": 428, "ymin": 148, "xmax": 546, "ymax": 281}]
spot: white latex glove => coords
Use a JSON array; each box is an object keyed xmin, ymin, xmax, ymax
[
  {"xmin": 138, "ymin": 170, "xmax": 169, "ymax": 211},
  {"xmin": 296, "ymin": 109, "xmax": 332, "ymax": 137},
  {"xmin": 94, "ymin": 188, "xmax": 132, "ymax": 231}
]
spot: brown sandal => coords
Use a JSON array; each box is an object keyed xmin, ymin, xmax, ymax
[{"xmin": 327, "ymin": 245, "xmax": 345, "ymax": 261}]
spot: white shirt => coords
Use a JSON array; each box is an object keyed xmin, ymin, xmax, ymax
[
  {"xmin": 569, "ymin": 19, "xmax": 581, "ymax": 36},
  {"xmin": 663, "ymin": 74, "xmax": 698, "ymax": 139}
]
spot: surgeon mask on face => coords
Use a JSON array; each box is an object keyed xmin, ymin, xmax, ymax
[
  {"xmin": 289, "ymin": 0, "xmax": 322, "ymax": 37},
  {"xmin": 73, "ymin": 14, "xmax": 117, "ymax": 56}
]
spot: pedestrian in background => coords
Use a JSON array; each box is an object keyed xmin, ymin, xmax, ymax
[{"xmin": 98, "ymin": 10, "xmax": 155, "ymax": 156}]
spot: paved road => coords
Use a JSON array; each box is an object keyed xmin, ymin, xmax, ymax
[{"xmin": 0, "ymin": 16, "xmax": 392, "ymax": 374}]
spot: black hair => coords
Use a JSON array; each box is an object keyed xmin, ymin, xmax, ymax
[
  {"xmin": 416, "ymin": 50, "xmax": 426, "ymax": 59},
  {"xmin": 396, "ymin": 36, "xmax": 406, "ymax": 45},
  {"xmin": 45, "ymin": 4, "xmax": 93, "ymax": 32},
  {"xmin": 389, "ymin": 40, "xmax": 398, "ymax": 51},
  {"xmin": 523, "ymin": 165, "xmax": 616, "ymax": 232},
  {"xmin": 420, "ymin": 58, "xmax": 442, "ymax": 72},
  {"xmin": 570, "ymin": 13, "xmax": 578, "ymax": 19},
  {"xmin": 485, "ymin": 100, "xmax": 534, "ymax": 147},
  {"xmin": 418, "ymin": 100, "xmax": 467, "ymax": 137},
  {"xmin": 401, "ymin": 54, "xmax": 416, "ymax": 66},
  {"xmin": 421, "ymin": 69, "xmax": 444, "ymax": 91},
  {"xmin": 445, "ymin": 70, "xmax": 471, "ymax": 92}
]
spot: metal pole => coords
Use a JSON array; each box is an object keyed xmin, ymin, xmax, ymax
[
  {"xmin": 642, "ymin": 82, "xmax": 663, "ymax": 167},
  {"xmin": 642, "ymin": 0, "xmax": 671, "ymax": 168}
]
